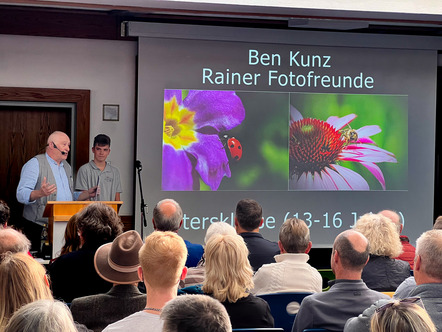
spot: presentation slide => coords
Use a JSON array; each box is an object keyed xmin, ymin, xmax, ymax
[{"xmin": 135, "ymin": 24, "xmax": 437, "ymax": 247}]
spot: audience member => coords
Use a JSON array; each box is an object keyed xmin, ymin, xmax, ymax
[
  {"xmin": 433, "ymin": 215, "xmax": 442, "ymax": 230},
  {"xmin": 0, "ymin": 199, "xmax": 10, "ymax": 227},
  {"xmin": 252, "ymin": 218, "xmax": 322, "ymax": 298},
  {"xmin": 394, "ymin": 222, "xmax": 442, "ymax": 299},
  {"xmin": 379, "ymin": 209, "xmax": 416, "ymax": 269},
  {"xmin": 152, "ymin": 198, "xmax": 203, "ymax": 267},
  {"xmin": 180, "ymin": 222, "xmax": 237, "ymax": 288},
  {"xmin": 76, "ymin": 134, "xmax": 122, "ymax": 201},
  {"xmin": 48, "ymin": 202, "xmax": 123, "ymax": 303},
  {"xmin": 370, "ymin": 299, "xmax": 436, "ymax": 332},
  {"xmin": 71, "ymin": 230, "xmax": 146, "ymax": 332},
  {"xmin": 4, "ymin": 300, "xmax": 78, "ymax": 332},
  {"xmin": 59, "ymin": 213, "xmax": 81, "ymax": 256},
  {"xmin": 345, "ymin": 229, "xmax": 442, "ymax": 331},
  {"xmin": 103, "ymin": 231, "xmax": 188, "ymax": 332},
  {"xmin": 235, "ymin": 198, "xmax": 279, "ymax": 271},
  {"xmin": 203, "ymin": 234, "xmax": 274, "ymax": 329},
  {"xmin": 354, "ymin": 213, "xmax": 410, "ymax": 291},
  {"xmin": 0, "ymin": 252, "xmax": 53, "ymax": 329},
  {"xmin": 161, "ymin": 294, "xmax": 232, "ymax": 332},
  {"xmin": 16, "ymin": 131, "xmax": 97, "ymax": 252},
  {"xmin": 0, "ymin": 227, "xmax": 31, "ymax": 259},
  {"xmin": 292, "ymin": 230, "xmax": 390, "ymax": 332}
]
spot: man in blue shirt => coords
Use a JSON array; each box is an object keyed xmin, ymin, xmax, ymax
[
  {"xmin": 151, "ymin": 198, "xmax": 204, "ymax": 268},
  {"xmin": 16, "ymin": 131, "xmax": 97, "ymax": 252}
]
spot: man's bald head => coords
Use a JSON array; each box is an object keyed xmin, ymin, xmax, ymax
[
  {"xmin": 152, "ymin": 199, "xmax": 183, "ymax": 232},
  {"xmin": 333, "ymin": 230, "xmax": 370, "ymax": 271},
  {"xmin": 0, "ymin": 228, "xmax": 31, "ymax": 260},
  {"xmin": 379, "ymin": 209, "xmax": 402, "ymax": 234},
  {"xmin": 46, "ymin": 131, "xmax": 70, "ymax": 163}
]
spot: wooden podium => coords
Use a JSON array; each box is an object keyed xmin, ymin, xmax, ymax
[{"xmin": 43, "ymin": 201, "xmax": 123, "ymax": 259}]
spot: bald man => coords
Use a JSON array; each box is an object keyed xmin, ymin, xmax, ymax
[
  {"xmin": 292, "ymin": 230, "xmax": 390, "ymax": 332},
  {"xmin": 17, "ymin": 131, "xmax": 97, "ymax": 252},
  {"xmin": 152, "ymin": 199, "xmax": 203, "ymax": 267},
  {"xmin": 379, "ymin": 209, "xmax": 416, "ymax": 269}
]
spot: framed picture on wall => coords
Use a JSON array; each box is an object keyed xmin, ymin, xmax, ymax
[{"xmin": 103, "ymin": 104, "xmax": 119, "ymax": 121}]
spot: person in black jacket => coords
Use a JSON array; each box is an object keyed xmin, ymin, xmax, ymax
[
  {"xmin": 353, "ymin": 213, "xmax": 410, "ymax": 291},
  {"xmin": 234, "ymin": 199, "xmax": 279, "ymax": 271}
]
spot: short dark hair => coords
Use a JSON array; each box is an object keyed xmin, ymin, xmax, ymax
[
  {"xmin": 93, "ymin": 134, "xmax": 111, "ymax": 147},
  {"xmin": 334, "ymin": 232, "xmax": 370, "ymax": 271},
  {"xmin": 0, "ymin": 200, "xmax": 10, "ymax": 226},
  {"xmin": 161, "ymin": 295, "xmax": 231, "ymax": 332},
  {"xmin": 235, "ymin": 199, "xmax": 262, "ymax": 231}
]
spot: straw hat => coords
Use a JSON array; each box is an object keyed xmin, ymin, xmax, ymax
[{"xmin": 94, "ymin": 230, "xmax": 143, "ymax": 284}]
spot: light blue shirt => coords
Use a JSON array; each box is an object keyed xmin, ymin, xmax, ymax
[{"xmin": 17, "ymin": 153, "xmax": 80, "ymax": 204}]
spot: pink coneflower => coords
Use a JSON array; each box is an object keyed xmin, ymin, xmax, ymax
[{"xmin": 289, "ymin": 107, "xmax": 397, "ymax": 190}]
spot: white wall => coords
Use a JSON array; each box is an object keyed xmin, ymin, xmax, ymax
[{"xmin": 0, "ymin": 34, "xmax": 137, "ymax": 215}]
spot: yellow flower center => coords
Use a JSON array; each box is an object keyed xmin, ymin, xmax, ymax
[{"xmin": 163, "ymin": 96, "xmax": 197, "ymax": 150}]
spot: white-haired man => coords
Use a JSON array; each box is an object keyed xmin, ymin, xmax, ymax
[
  {"xmin": 16, "ymin": 131, "xmax": 97, "ymax": 252},
  {"xmin": 344, "ymin": 229, "xmax": 442, "ymax": 331}
]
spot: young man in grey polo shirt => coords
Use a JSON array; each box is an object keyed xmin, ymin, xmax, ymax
[{"xmin": 76, "ymin": 134, "xmax": 122, "ymax": 201}]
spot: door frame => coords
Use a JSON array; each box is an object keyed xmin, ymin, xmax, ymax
[{"xmin": 0, "ymin": 86, "xmax": 90, "ymax": 172}]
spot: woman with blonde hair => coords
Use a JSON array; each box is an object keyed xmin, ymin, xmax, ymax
[
  {"xmin": 354, "ymin": 213, "xmax": 410, "ymax": 291},
  {"xmin": 370, "ymin": 299, "xmax": 436, "ymax": 332},
  {"xmin": 202, "ymin": 234, "xmax": 274, "ymax": 329},
  {"xmin": 0, "ymin": 252, "xmax": 53, "ymax": 329}
]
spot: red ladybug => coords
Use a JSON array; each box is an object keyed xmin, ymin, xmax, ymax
[{"xmin": 227, "ymin": 137, "xmax": 242, "ymax": 161}]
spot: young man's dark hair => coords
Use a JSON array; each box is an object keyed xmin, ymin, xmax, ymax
[
  {"xmin": 93, "ymin": 134, "xmax": 111, "ymax": 147},
  {"xmin": 235, "ymin": 199, "xmax": 262, "ymax": 231}
]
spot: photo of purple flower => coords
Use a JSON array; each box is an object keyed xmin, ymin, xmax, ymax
[
  {"xmin": 289, "ymin": 106, "xmax": 397, "ymax": 190},
  {"xmin": 162, "ymin": 89, "xmax": 245, "ymax": 191}
]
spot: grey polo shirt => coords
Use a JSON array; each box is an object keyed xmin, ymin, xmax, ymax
[{"xmin": 75, "ymin": 161, "xmax": 122, "ymax": 201}]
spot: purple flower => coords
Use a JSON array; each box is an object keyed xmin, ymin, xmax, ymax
[{"xmin": 163, "ymin": 90, "xmax": 245, "ymax": 191}]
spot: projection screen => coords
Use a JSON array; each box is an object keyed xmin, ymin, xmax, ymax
[{"xmin": 130, "ymin": 22, "xmax": 439, "ymax": 247}]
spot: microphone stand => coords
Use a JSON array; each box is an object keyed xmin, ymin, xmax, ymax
[{"xmin": 135, "ymin": 160, "xmax": 148, "ymax": 238}]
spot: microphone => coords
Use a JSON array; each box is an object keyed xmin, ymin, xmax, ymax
[
  {"xmin": 52, "ymin": 142, "xmax": 67, "ymax": 155},
  {"xmin": 136, "ymin": 160, "xmax": 142, "ymax": 171}
]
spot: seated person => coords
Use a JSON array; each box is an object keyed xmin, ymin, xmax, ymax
[
  {"xmin": 58, "ymin": 213, "xmax": 81, "ymax": 257},
  {"xmin": 0, "ymin": 252, "xmax": 53, "ymax": 329},
  {"xmin": 235, "ymin": 199, "xmax": 280, "ymax": 271},
  {"xmin": 370, "ymin": 299, "xmax": 436, "ymax": 332},
  {"xmin": 180, "ymin": 222, "xmax": 237, "ymax": 289},
  {"xmin": 103, "ymin": 231, "xmax": 188, "ymax": 332},
  {"xmin": 70, "ymin": 231, "xmax": 146, "ymax": 331},
  {"xmin": 354, "ymin": 213, "xmax": 410, "ymax": 291},
  {"xmin": 48, "ymin": 202, "xmax": 123, "ymax": 303},
  {"xmin": 202, "ymin": 234, "xmax": 274, "ymax": 329},
  {"xmin": 379, "ymin": 209, "xmax": 416, "ymax": 269},
  {"xmin": 292, "ymin": 230, "xmax": 390, "ymax": 332},
  {"xmin": 252, "ymin": 217, "xmax": 322, "ymax": 298},
  {"xmin": 5, "ymin": 300, "xmax": 78, "ymax": 332},
  {"xmin": 151, "ymin": 199, "xmax": 203, "ymax": 267},
  {"xmin": 161, "ymin": 294, "xmax": 231, "ymax": 332},
  {"xmin": 0, "ymin": 227, "xmax": 31, "ymax": 258}
]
